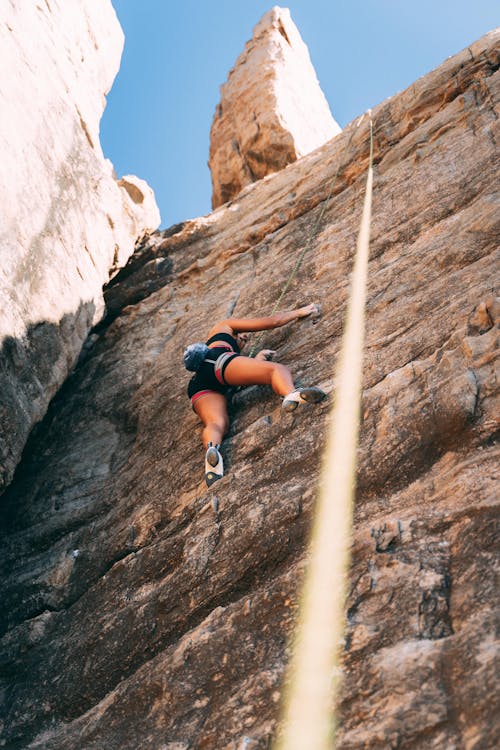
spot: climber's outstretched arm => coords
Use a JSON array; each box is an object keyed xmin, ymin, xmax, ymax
[{"xmin": 208, "ymin": 303, "xmax": 318, "ymax": 337}]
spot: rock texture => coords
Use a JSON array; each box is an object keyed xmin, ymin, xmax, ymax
[
  {"xmin": 209, "ymin": 6, "xmax": 340, "ymax": 208},
  {"xmin": 1, "ymin": 27, "xmax": 499, "ymax": 750},
  {"xmin": 0, "ymin": 0, "xmax": 160, "ymax": 491}
]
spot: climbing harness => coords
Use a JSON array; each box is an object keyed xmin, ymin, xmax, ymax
[
  {"xmin": 275, "ymin": 112, "xmax": 375, "ymax": 750},
  {"xmin": 183, "ymin": 344, "xmax": 234, "ymax": 386}
]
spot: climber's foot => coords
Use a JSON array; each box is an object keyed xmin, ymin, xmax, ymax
[
  {"xmin": 282, "ymin": 386, "xmax": 326, "ymax": 413},
  {"xmin": 206, "ymin": 443, "xmax": 220, "ymax": 467},
  {"xmin": 205, "ymin": 443, "xmax": 223, "ymax": 487}
]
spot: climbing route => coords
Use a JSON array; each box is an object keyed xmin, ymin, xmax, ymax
[{"xmin": 276, "ymin": 112, "xmax": 375, "ymax": 750}]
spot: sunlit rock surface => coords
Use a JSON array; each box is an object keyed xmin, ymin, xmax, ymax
[
  {"xmin": 209, "ymin": 6, "xmax": 341, "ymax": 208},
  {"xmin": 0, "ymin": 0, "xmax": 160, "ymax": 490},
  {"xmin": 0, "ymin": 26, "xmax": 499, "ymax": 750}
]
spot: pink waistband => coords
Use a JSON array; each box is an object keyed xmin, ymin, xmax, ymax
[
  {"xmin": 209, "ymin": 343, "xmax": 233, "ymax": 352},
  {"xmin": 191, "ymin": 389, "xmax": 216, "ymax": 406}
]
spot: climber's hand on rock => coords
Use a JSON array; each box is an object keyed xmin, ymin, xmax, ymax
[
  {"xmin": 255, "ymin": 349, "xmax": 276, "ymax": 361},
  {"xmin": 297, "ymin": 303, "xmax": 320, "ymax": 319}
]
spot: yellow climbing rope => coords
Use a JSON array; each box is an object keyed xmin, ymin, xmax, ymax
[{"xmin": 274, "ymin": 112, "xmax": 374, "ymax": 750}]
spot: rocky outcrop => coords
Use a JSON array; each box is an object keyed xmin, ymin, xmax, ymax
[
  {"xmin": 0, "ymin": 0, "xmax": 160, "ymax": 491},
  {"xmin": 0, "ymin": 26, "xmax": 499, "ymax": 750},
  {"xmin": 209, "ymin": 6, "xmax": 340, "ymax": 208}
]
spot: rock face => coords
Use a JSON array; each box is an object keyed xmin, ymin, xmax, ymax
[
  {"xmin": 0, "ymin": 26, "xmax": 499, "ymax": 750},
  {"xmin": 0, "ymin": 0, "xmax": 160, "ymax": 491},
  {"xmin": 209, "ymin": 6, "xmax": 340, "ymax": 208}
]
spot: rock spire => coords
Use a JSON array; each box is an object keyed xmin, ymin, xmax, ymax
[{"xmin": 209, "ymin": 6, "xmax": 341, "ymax": 208}]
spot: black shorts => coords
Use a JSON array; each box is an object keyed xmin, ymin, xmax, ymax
[{"xmin": 187, "ymin": 347, "xmax": 239, "ymax": 407}]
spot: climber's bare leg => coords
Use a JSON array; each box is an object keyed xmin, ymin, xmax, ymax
[
  {"xmin": 224, "ymin": 356, "xmax": 325, "ymax": 412},
  {"xmin": 223, "ymin": 357, "xmax": 295, "ymax": 396},
  {"xmin": 193, "ymin": 392, "xmax": 227, "ymax": 486},
  {"xmin": 193, "ymin": 391, "xmax": 229, "ymax": 449}
]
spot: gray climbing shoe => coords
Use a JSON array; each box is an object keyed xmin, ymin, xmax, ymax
[
  {"xmin": 205, "ymin": 443, "xmax": 223, "ymax": 486},
  {"xmin": 206, "ymin": 444, "xmax": 220, "ymax": 467},
  {"xmin": 282, "ymin": 386, "xmax": 326, "ymax": 413}
]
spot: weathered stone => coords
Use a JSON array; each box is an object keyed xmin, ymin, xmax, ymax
[
  {"xmin": 0, "ymin": 0, "xmax": 160, "ymax": 491},
  {"xmin": 209, "ymin": 6, "xmax": 340, "ymax": 208},
  {"xmin": 0, "ymin": 26, "xmax": 499, "ymax": 750}
]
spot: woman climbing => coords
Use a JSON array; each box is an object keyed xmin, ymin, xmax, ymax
[{"xmin": 185, "ymin": 303, "xmax": 325, "ymax": 486}]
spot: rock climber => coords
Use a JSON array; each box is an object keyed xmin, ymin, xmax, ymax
[{"xmin": 185, "ymin": 303, "xmax": 325, "ymax": 486}]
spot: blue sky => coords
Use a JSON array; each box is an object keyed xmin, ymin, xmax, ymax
[{"xmin": 101, "ymin": 1, "xmax": 498, "ymax": 229}]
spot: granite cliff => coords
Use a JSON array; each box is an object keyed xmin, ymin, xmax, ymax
[
  {"xmin": 0, "ymin": 10, "xmax": 499, "ymax": 750},
  {"xmin": 0, "ymin": 0, "xmax": 160, "ymax": 492}
]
